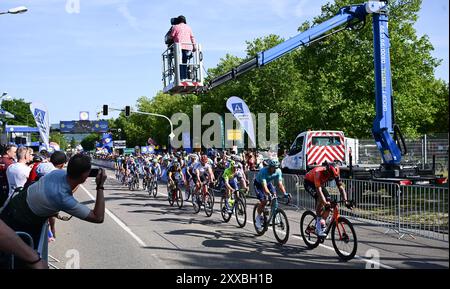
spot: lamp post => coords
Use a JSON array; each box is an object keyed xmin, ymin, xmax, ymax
[{"xmin": 0, "ymin": 6, "xmax": 28, "ymax": 15}]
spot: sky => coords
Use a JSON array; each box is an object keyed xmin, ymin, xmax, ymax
[{"xmin": 0, "ymin": 0, "xmax": 448, "ymax": 124}]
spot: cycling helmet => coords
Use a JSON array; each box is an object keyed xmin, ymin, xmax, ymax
[
  {"xmin": 267, "ymin": 159, "xmax": 280, "ymax": 168},
  {"xmin": 327, "ymin": 162, "xmax": 340, "ymax": 177},
  {"xmin": 153, "ymin": 159, "xmax": 158, "ymax": 163}
]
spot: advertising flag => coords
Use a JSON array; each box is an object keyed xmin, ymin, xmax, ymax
[
  {"xmin": 30, "ymin": 103, "xmax": 50, "ymax": 150},
  {"xmin": 226, "ymin": 96, "xmax": 256, "ymax": 147}
]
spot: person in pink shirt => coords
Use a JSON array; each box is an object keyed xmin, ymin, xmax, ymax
[{"xmin": 170, "ymin": 15, "xmax": 196, "ymax": 80}]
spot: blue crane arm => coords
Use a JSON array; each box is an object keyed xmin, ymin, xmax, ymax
[
  {"xmin": 207, "ymin": 3, "xmax": 369, "ymax": 89},
  {"xmin": 207, "ymin": 1, "xmax": 404, "ymax": 166}
]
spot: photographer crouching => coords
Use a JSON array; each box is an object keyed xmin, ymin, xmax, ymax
[{"xmin": 0, "ymin": 153, "xmax": 106, "ymax": 268}]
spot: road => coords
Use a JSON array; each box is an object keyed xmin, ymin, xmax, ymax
[{"xmin": 48, "ymin": 169, "xmax": 449, "ymax": 269}]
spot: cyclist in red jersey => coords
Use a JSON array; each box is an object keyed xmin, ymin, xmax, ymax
[{"xmin": 304, "ymin": 162, "xmax": 351, "ymax": 237}]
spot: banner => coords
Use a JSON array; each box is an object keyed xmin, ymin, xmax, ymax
[
  {"xmin": 226, "ymin": 96, "xmax": 256, "ymax": 147},
  {"xmin": 60, "ymin": 120, "xmax": 108, "ymax": 133},
  {"xmin": 30, "ymin": 103, "xmax": 50, "ymax": 150}
]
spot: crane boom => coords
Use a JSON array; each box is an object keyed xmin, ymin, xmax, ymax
[{"xmin": 207, "ymin": 1, "xmax": 405, "ymax": 166}]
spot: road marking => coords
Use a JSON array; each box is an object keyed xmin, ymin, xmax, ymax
[
  {"xmin": 245, "ymin": 218, "xmax": 395, "ymax": 269},
  {"xmin": 80, "ymin": 185, "xmax": 147, "ymax": 248}
]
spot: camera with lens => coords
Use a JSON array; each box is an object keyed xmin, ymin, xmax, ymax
[{"xmin": 170, "ymin": 17, "xmax": 181, "ymax": 25}]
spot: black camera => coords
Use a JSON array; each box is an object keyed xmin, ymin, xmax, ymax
[{"xmin": 170, "ymin": 17, "xmax": 180, "ymax": 25}]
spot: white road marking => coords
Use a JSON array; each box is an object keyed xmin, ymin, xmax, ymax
[
  {"xmin": 80, "ymin": 185, "xmax": 147, "ymax": 248},
  {"xmin": 246, "ymin": 216, "xmax": 395, "ymax": 269}
]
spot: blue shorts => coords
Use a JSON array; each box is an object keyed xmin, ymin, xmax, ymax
[
  {"xmin": 254, "ymin": 180, "xmax": 276, "ymax": 201},
  {"xmin": 221, "ymin": 177, "xmax": 238, "ymax": 191}
]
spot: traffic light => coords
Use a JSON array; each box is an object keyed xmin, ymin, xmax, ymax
[
  {"xmin": 125, "ymin": 106, "xmax": 131, "ymax": 117},
  {"xmin": 103, "ymin": 105, "xmax": 108, "ymax": 116}
]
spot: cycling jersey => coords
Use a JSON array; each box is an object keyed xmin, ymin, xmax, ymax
[
  {"xmin": 255, "ymin": 167, "xmax": 282, "ymax": 185},
  {"xmin": 194, "ymin": 162, "xmax": 211, "ymax": 176},
  {"xmin": 304, "ymin": 166, "xmax": 341, "ymax": 188},
  {"xmin": 222, "ymin": 167, "xmax": 237, "ymax": 182}
]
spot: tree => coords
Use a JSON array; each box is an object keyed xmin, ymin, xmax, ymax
[
  {"xmin": 70, "ymin": 137, "xmax": 77, "ymax": 149},
  {"xmin": 50, "ymin": 132, "xmax": 68, "ymax": 150},
  {"xmin": 1, "ymin": 98, "xmax": 35, "ymax": 127},
  {"xmin": 80, "ymin": 134, "xmax": 101, "ymax": 151}
]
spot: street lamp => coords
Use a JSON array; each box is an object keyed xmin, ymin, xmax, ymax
[{"xmin": 0, "ymin": 6, "xmax": 28, "ymax": 15}]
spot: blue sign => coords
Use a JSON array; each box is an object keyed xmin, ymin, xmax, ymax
[
  {"xmin": 231, "ymin": 103, "xmax": 244, "ymax": 114},
  {"xmin": 60, "ymin": 120, "xmax": 109, "ymax": 133}
]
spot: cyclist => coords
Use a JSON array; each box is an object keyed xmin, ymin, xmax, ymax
[
  {"xmin": 193, "ymin": 155, "xmax": 215, "ymax": 195},
  {"xmin": 304, "ymin": 162, "xmax": 351, "ymax": 237},
  {"xmin": 167, "ymin": 161, "xmax": 184, "ymax": 200},
  {"xmin": 231, "ymin": 155, "xmax": 249, "ymax": 192},
  {"xmin": 221, "ymin": 161, "xmax": 240, "ymax": 213},
  {"xmin": 253, "ymin": 159, "xmax": 288, "ymax": 230},
  {"xmin": 184, "ymin": 154, "xmax": 199, "ymax": 200}
]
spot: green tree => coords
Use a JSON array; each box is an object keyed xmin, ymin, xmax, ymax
[
  {"xmin": 1, "ymin": 98, "xmax": 35, "ymax": 126},
  {"xmin": 80, "ymin": 134, "xmax": 101, "ymax": 151},
  {"xmin": 70, "ymin": 137, "xmax": 77, "ymax": 149},
  {"xmin": 50, "ymin": 132, "xmax": 68, "ymax": 150}
]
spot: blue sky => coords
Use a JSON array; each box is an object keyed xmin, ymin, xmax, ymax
[{"xmin": 0, "ymin": 0, "xmax": 448, "ymax": 124}]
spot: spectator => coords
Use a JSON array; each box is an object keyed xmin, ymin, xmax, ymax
[
  {"xmin": 170, "ymin": 15, "xmax": 196, "ymax": 80},
  {"xmin": 0, "ymin": 144, "xmax": 17, "ymax": 206},
  {"xmin": 247, "ymin": 152, "xmax": 256, "ymax": 171},
  {"xmin": 0, "ymin": 153, "xmax": 106, "ymax": 247},
  {"xmin": 6, "ymin": 147, "xmax": 32, "ymax": 197},
  {"xmin": 35, "ymin": 151, "xmax": 67, "ymax": 179},
  {"xmin": 26, "ymin": 148, "xmax": 34, "ymax": 165},
  {"xmin": 0, "ymin": 219, "xmax": 47, "ymax": 269}
]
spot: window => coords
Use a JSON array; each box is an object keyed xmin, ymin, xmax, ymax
[
  {"xmin": 289, "ymin": 136, "xmax": 304, "ymax": 155},
  {"xmin": 311, "ymin": 136, "xmax": 341, "ymax": 146}
]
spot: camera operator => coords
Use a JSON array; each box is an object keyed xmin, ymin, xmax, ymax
[{"xmin": 0, "ymin": 153, "xmax": 106, "ymax": 248}]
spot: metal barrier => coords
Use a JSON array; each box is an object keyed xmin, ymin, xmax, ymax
[{"xmin": 247, "ymin": 171, "xmax": 449, "ymax": 241}]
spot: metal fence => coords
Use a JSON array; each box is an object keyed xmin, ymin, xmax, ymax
[
  {"xmin": 247, "ymin": 171, "xmax": 449, "ymax": 241},
  {"xmin": 357, "ymin": 134, "xmax": 448, "ymax": 175}
]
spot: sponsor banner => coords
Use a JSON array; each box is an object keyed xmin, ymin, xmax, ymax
[
  {"xmin": 30, "ymin": 103, "xmax": 50, "ymax": 149},
  {"xmin": 226, "ymin": 96, "xmax": 256, "ymax": 147},
  {"xmin": 60, "ymin": 120, "xmax": 109, "ymax": 133},
  {"xmin": 113, "ymin": 140, "xmax": 127, "ymax": 149}
]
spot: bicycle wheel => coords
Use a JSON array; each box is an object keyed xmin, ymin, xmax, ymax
[
  {"xmin": 300, "ymin": 211, "xmax": 320, "ymax": 249},
  {"xmin": 239, "ymin": 190, "xmax": 247, "ymax": 208},
  {"xmin": 208, "ymin": 188, "xmax": 216, "ymax": 208},
  {"xmin": 273, "ymin": 209, "xmax": 290, "ymax": 245},
  {"xmin": 176, "ymin": 188, "xmax": 184, "ymax": 209},
  {"xmin": 220, "ymin": 196, "xmax": 232, "ymax": 223},
  {"xmin": 252, "ymin": 204, "xmax": 268, "ymax": 236},
  {"xmin": 192, "ymin": 194, "xmax": 201, "ymax": 214},
  {"xmin": 128, "ymin": 180, "xmax": 133, "ymax": 191},
  {"xmin": 168, "ymin": 190, "xmax": 174, "ymax": 206},
  {"xmin": 204, "ymin": 193, "xmax": 214, "ymax": 217},
  {"xmin": 152, "ymin": 181, "xmax": 158, "ymax": 198},
  {"xmin": 235, "ymin": 198, "xmax": 247, "ymax": 228},
  {"xmin": 331, "ymin": 217, "xmax": 357, "ymax": 261}
]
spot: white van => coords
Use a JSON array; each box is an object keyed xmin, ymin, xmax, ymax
[{"xmin": 281, "ymin": 131, "xmax": 358, "ymax": 173}]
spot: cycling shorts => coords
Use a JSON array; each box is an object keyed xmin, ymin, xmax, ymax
[
  {"xmin": 304, "ymin": 180, "xmax": 330, "ymax": 202},
  {"xmin": 254, "ymin": 180, "xmax": 276, "ymax": 202}
]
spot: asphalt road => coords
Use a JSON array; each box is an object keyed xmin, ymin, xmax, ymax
[{"xmin": 48, "ymin": 169, "xmax": 449, "ymax": 269}]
